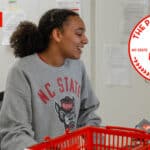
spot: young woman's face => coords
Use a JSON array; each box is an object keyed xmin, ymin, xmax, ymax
[{"xmin": 58, "ymin": 16, "xmax": 88, "ymax": 59}]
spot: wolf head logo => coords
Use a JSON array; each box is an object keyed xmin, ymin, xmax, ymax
[{"xmin": 55, "ymin": 96, "xmax": 76, "ymax": 130}]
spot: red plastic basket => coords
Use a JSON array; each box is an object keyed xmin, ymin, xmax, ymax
[{"xmin": 27, "ymin": 126, "xmax": 150, "ymax": 150}]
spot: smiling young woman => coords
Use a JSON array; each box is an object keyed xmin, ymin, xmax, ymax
[{"xmin": 0, "ymin": 8, "xmax": 101, "ymax": 150}]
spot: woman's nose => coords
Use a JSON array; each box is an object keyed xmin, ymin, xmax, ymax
[{"xmin": 82, "ymin": 35, "xmax": 88, "ymax": 44}]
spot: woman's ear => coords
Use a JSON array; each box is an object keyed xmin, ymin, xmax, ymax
[{"xmin": 51, "ymin": 28, "xmax": 63, "ymax": 42}]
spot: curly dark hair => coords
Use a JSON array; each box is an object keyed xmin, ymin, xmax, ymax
[{"xmin": 10, "ymin": 9, "xmax": 79, "ymax": 58}]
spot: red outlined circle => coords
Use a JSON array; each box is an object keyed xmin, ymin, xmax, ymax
[{"xmin": 128, "ymin": 15, "xmax": 150, "ymax": 80}]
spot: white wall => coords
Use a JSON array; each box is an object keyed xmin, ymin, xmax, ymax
[{"xmin": 95, "ymin": 0, "xmax": 150, "ymax": 127}]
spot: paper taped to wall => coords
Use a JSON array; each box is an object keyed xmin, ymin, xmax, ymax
[
  {"xmin": 56, "ymin": 0, "xmax": 81, "ymax": 15},
  {"xmin": 1, "ymin": 10, "xmax": 26, "ymax": 45},
  {"xmin": 103, "ymin": 44, "xmax": 131, "ymax": 86},
  {"xmin": 119, "ymin": 0, "xmax": 149, "ymax": 43}
]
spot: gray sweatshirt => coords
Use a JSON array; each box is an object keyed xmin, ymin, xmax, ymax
[{"xmin": 0, "ymin": 54, "xmax": 101, "ymax": 150}]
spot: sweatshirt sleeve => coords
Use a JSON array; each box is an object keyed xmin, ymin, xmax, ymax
[
  {"xmin": 0, "ymin": 65, "xmax": 37, "ymax": 150},
  {"xmin": 77, "ymin": 61, "xmax": 102, "ymax": 128}
]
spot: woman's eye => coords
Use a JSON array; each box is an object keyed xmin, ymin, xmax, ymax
[{"xmin": 76, "ymin": 33, "xmax": 82, "ymax": 36}]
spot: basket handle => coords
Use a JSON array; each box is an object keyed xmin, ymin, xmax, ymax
[
  {"xmin": 106, "ymin": 126, "xmax": 146, "ymax": 134},
  {"xmin": 44, "ymin": 136, "xmax": 51, "ymax": 142},
  {"xmin": 65, "ymin": 128, "xmax": 71, "ymax": 134}
]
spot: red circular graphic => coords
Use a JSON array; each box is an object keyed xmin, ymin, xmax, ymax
[{"xmin": 128, "ymin": 15, "xmax": 150, "ymax": 80}]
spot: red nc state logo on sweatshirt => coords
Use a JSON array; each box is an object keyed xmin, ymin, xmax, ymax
[
  {"xmin": 37, "ymin": 76, "xmax": 81, "ymax": 104},
  {"xmin": 128, "ymin": 15, "xmax": 150, "ymax": 80}
]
